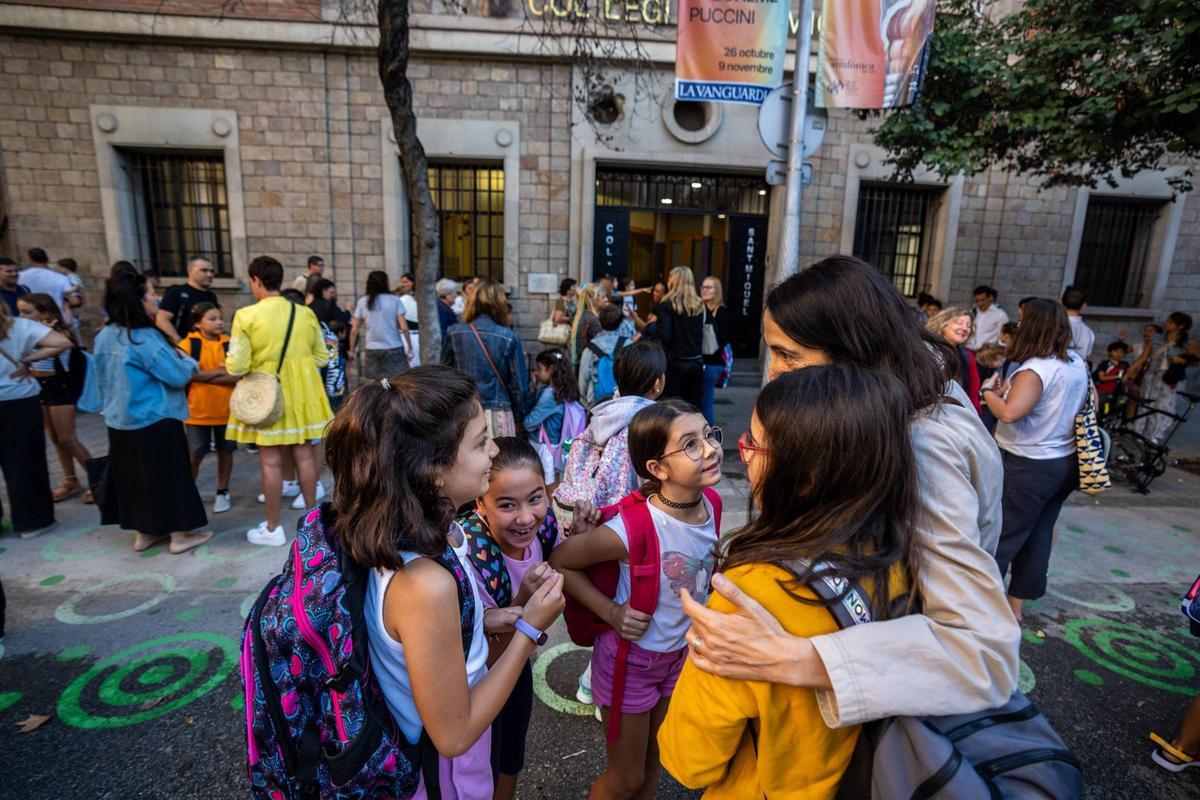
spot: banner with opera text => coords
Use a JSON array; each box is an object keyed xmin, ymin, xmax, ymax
[{"xmin": 675, "ymin": 0, "xmax": 790, "ymax": 106}]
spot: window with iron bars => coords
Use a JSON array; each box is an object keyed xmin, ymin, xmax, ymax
[
  {"xmin": 852, "ymin": 183, "xmax": 940, "ymax": 298},
  {"xmin": 410, "ymin": 161, "xmax": 505, "ymax": 282},
  {"xmin": 595, "ymin": 167, "xmax": 769, "ymax": 215},
  {"xmin": 116, "ymin": 149, "xmax": 232, "ymax": 278},
  {"xmin": 1075, "ymin": 197, "xmax": 1164, "ymax": 307}
]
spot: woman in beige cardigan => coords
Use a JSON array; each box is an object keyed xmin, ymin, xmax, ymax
[{"xmin": 682, "ymin": 256, "xmax": 1020, "ymax": 727}]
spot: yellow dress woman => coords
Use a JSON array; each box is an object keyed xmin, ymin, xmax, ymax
[{"xmin": 226, "ymin": 256, "xmax": 332, "ymax": 546}]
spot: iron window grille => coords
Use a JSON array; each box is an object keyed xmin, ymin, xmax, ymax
[
  {"xmin": 117, "ymin": 149, "xmax": 232, "ymax": 278},
  {"xmin": 852, "ymin": 183, "xmax": 940, "ymax": 298},
  {"xmin": 1075, "ymin": 197, "xmax": 1163, "ymax": 307},
  {"xmin": 412, "ymin": 161, "xmax": 505, "ymax": 282},
  {"xmin": 595, "ymin": 167, "xmax": 769, "ymax": 215}
]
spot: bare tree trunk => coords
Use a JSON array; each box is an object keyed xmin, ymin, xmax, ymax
[{"xmin": 378, "ymin": 0, "xmax": 441, "ymax": 366}]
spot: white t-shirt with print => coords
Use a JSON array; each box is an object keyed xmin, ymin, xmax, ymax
[
  {"xmin": 994, "ymin": 353, "xmax": 1089, "ymax": 460},
  {"xmin": 0, "ymin": 316, "xmax": 52, "ymax": 401},
  {"xmin": 353, "ymin": 294, "xmax": 407, "ymax": 351},
  {"xmin": 605, "ymin": 495, "xmax": 718, "ymax": 653}
]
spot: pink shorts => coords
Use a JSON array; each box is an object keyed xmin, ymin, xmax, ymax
[
  {"xmin": 590, "ymin": 629, "xmax": 687, "ymax": 715},
  {"xmin": 412, "ymin": 727, "xmax": 492, "ymax": 800}
]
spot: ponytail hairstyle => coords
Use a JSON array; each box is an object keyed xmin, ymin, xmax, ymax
[
  {"xmin": 0, "ymin": 296, "xmax": 13, "ymax": 340},
  {"xmin": 627, "ymin": 398, "xmax": 703, "ymax": 496},
  {"xmin": 488, "ymin": 436, "xmax": 544, "ymax": 479},
  {"xmin": 325, "ymin": 364, "xmax": 482, "ymax": 566},
  {"xmin": 19, "ymin": 293, "xmax": 77, "ymax": 345},
  {"xmin": 721, "ymin": 365, "xmax": 919, "ymax": 621},
  {"xmin": 536, "ymin": 347, "xmax": 579, "ymax": 404}
]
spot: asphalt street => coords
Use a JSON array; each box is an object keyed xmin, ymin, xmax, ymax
[{"xmin": 1, "ymin": 395, "xmax": 1199, "ymax": 799}]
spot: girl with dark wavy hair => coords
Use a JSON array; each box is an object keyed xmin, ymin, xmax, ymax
[
  {"xmin": 661, "ymin": 365, "xmax": 918, "ymax": 796},
  {"xmin": 328, "ymin": 365, "xmax": 564, "ymax": 799},
  {"xmin": 681, "ymin": 255, "xmax": 1019, "ymax": 731},
  {"xmin": 524, "ymin": 347, "xmax": 579, "ymax": 485}
]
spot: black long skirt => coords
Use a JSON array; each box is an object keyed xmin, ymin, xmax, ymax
[{"xmin": 100, "ymin": 419, "xmax": 207, "ymax": 536}]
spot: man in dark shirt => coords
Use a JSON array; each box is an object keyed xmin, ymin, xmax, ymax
[
  {"xmin": 0, "ymin": 258, "xmax": 28, "ymax": 314},
  {"xmin": 435, "ymin": 277, "xmax": 461, "ymax": 333},
  {"xmin": 157, "ymin": 257, "xmax": 218, "ymax": 343}
]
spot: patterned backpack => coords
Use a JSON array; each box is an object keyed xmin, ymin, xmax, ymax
[
  {"xmin": 553, "ymin": 426, "xmax": 640, "ymax": 529},
  {"xmin": 458, "ymin": 506, "xmax": 560, "ymax": 608},
  {"xmin": 241, "ymin": 503, "xmax": 475, "ymax": 800}
]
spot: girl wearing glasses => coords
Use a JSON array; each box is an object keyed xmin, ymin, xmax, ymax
[
  {"xmin": 659, "ymin": 365, "xmax": 917, "ymax": 797},
  {"xmin": 551, "ymin": 399, "xmax": 722, "ymax": 800}
]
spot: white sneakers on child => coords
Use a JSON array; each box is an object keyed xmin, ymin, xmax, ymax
[
  {"xmin": 213, "ymin": 491, "xmax": 232, "ymax": 514},
  {"xmin": 292, "ymin": 481, "xmax": 325, "ymax": 510},
  {"xmin": 246, "ymin": 521, "xmax": 287, "ymax": 547},
  {"xmin": 258, "ymin": 480, "xmax": 300, "ymax": 504}
]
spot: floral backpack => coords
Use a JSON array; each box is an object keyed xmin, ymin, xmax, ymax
[
  {"xmin": 458, "ymin": 506, "xmax": 560, "ymax": 608},
  {"xmin": 552, "ymin": 426, "xmax": 639, "ymax": 528},
  {"xmin": 241, "ymin": 504, "xmax": 474, "ymax": 799}
]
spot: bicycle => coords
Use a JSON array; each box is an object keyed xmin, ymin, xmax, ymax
[{"xmin": 1105, "ymin": 390, "xmax": 1200, "ymax": 493}]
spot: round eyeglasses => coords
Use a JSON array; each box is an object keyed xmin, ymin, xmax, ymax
[{"xmin": 659, "ymin": 426, "xmax": 723, "ymax": 461}]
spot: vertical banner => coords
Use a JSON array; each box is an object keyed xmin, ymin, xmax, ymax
[
  {"xmin": 726, "ymin": 216, "xmax": 767, "ymax": 358},
  {"xmin": 675, "ymin": 0, "xmax": 790, "ymax": 105},
  {"xmin": 817, "ymin": 0, "xmax": 936, "ymax": 108},
  {"xmin": 593, "ymin": 208, "xmax": 630, "ymax": 281}
]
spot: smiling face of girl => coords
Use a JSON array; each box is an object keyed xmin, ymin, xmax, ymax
[
  {"xmin": 647, "ymin": 411, "xmax": 723, "ymax": 492},
  {"xmin": 440, "ymin": 405, "xmax": 499, "ymax": 508},
  {"xmin": 477, "ymin": 463, "xmax": 547, "ymax": 559}
]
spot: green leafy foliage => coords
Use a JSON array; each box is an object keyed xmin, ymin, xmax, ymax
[{"xmin": 871, "ymin": 0, "xmax": 1200, "ymax": 191}]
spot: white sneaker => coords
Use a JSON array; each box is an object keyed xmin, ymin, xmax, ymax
[
  {"xmin": 246, "ymin": 521, "xmax": 287, "ymax": 547},
  {"xmin": 258, "ymin": 480, "xmax": 300, "ymax": 504},
  {"xmin": 213, "ymin": 491, "xmax": 232, "ymax": 514},
  {"xmin": 576, "ymin": 677, "xmax": 594, "ymax": 705},
  {"xmin": 19, "ymin": 521, "xmax": 58, "ymax": 540},
  {"xmin": 292, "ymin": 481, "xmax": 325, "ymax": 510}
]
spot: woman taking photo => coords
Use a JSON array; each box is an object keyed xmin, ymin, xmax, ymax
[
  {"xmin": 681, "ymin": 255, "xmax": 1019, "ymax": 728},
  {"xmin": 0, "ymin": 299, "xmax": 70, "ymax": 538},
  {"xmin": 699, "ymin": 276, "xmax": 731, "ymax": 424},
  {"xmin": 926, "ymin": 306, "xmax": 982, "ymax": 412},
  {"xmin": 982, "ymin": 298, "xmax": 1088, "ymax": 622},
  {"xmin": 350, "ymin": 269, "xmax": 413, "ymax": 379},
  {"xmin": 93, "ymin": 271, "xmax": 213, "ymax": 554},
  {"xmin": 442, "ymin": 278, "xmax": 529, "ymax": 437},
  {"xmin": 652, "ymin": 266, "xmax": 705, "ymax": 407},
  {"xmin": 1127, "ymin": 311, "xmax": 1200, "ymax": 443}
]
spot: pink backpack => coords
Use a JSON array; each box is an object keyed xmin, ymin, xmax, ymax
[
  {"xmin": 539, "ymin": 399, "xmax": 587, "ymax": 474},
  {"xmin": 553, "ymin": 424, "xmax": 640, "ymax": 520}
]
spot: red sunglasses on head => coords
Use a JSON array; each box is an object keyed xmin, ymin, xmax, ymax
[{"xmin": 737, "ymin": 431, "xmax": 769, "ymax": 464}]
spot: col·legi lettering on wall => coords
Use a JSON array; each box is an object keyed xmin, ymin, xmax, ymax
[
  {"xmin": 817, "ymin": 0, "xmax": 935, "ymax": 109},
  {"xmin": 675, "ymin": 0, "xmax": 790, "ymax": 105}
]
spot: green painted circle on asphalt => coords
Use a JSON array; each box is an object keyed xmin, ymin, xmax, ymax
[
  {"xmin": 1104, "ymin": 546, "xmax": 1126, "ymax": 555},
  {"xmin": 1111, "ymin": 569, "xmax": 1130, "ymax": 578},
  {"xmin": 195, "ymin": 528, "xmax": 281, "ymax": 565},
  {"xmin": 1022, "ymin": 630, "xmax": 1046, "ymax": 646},
  {"xmin": 41, "ymin": 526, "xmax": 124, "ymax": 562},
  {"xmin": 1066, "ymin": 525, "xmax": 1084, "ymax": 533},
  {"xmin": 1044, "ymin": 570, "xmax": 1136, "ymax": 613},
  {"xmin": 1074, "ymin": 669, "xmax": 1104, "ymax": 686},
  {"xmin": 213, "ymin": 577, "xmax": 237, "ymax": 589},
  {"xmin": 57, "ymin": 632, "xmax": 236, "ymax": 729},
  {"xmin": 1018, "ymin": 660, "xmax": 1036, "ymax": 694},
  {"xmin": 176, "ymin": 609, "xmax": 202, "ymax": 623},
  {"xmin": 41, "ymin": 575, "xmax": 66, "ymax": 586},
  {"xmin": 0, "ymin": 691, "xmax": 21, "ymax": 711},
  {"xmin": 532, "ymin": 642, "xmax": 595, "ymax": 717},
  {"xmin": 57, "ymin": 644, "xmax": 91, "ymax": 661},
  {"xmin": 139, "ymin": 547, "xmax": 162, "ymax": 559},
  {"xmin": 1065, "ymin": 618, "xmax": 1200, "ymax": 695},
  {"xmin": 55, "ymin": 572, "xmax": 176, "ymax": 625},
  {"xmin": 1170, "ymin": 524, "xmax": 1192, "ymax": 532}
]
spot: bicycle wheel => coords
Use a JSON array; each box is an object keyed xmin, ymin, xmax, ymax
[{"xmin": 1107, "ymin": 431, "xmax": 1148, "ymax": 483}]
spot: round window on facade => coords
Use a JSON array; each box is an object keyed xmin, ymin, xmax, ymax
[{"xmin": 662, "ymin": 97, "xmax": 723, "ymax": 144}]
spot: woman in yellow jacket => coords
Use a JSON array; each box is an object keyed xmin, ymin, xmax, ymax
[
  {"xmin": 226, "ymin": 256, "xmax": 332, "ymax": 547},
  {"xmin": 659, "ymin": 365, "xmax": 915, "ymax": 799}
]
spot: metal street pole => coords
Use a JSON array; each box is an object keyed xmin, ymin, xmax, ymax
[{"xmin": 764, "ymin": 0, "xmax": 814, "ymax": 385}]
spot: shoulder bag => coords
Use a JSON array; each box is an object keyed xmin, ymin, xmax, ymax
[
  {"xmin": 1075, "ymin": 374, "xmax": 1111, "ymax": 495},
  {"xmin": 539, "ymin": 299, "xmax": 571, "ymax": 346},
  {"xmin": 230, "ymin": 303, "xmax": 296, "ymax": 429}
]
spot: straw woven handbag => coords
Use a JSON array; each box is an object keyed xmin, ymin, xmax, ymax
[{"xmin": 230, "ymin": 303, "xmax": 296, "ymax": 428}]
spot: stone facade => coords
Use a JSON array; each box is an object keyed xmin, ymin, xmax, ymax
[{"xmin": 0, "ymin": 2, "xmax": 1195, "ymax": 355}]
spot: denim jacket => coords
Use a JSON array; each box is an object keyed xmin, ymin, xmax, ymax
[
  {"xmin": 442, "ymin": 314, "xmax": 529, "ymax": 415},
  {"xmin": 523, "ymin": 385, "xmax": 563, "ymax": 442},
  {"xmin": 94, "ymin": 324, "xmax": 198, "ymax": 430}
]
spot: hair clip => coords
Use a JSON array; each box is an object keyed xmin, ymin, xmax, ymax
[{"xmin": 380, "ymin": 378, "xmax": 391, "ymax": 391}]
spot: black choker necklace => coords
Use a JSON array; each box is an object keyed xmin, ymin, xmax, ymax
[{"xmin": 654, "ymin": 493, "xmax": 702, "ymax": 510}]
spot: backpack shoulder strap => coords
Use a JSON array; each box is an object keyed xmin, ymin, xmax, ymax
[
  {"xmin": 537, "ymin": 504, "xmax": 560, "ymax": 557},
  {"xmin": 614, "ymin": 336, "xmax": 628, "ymax": 355},
  {"xmin": 189, "ymin": 336, "xmax": 203, "ymax": 362},
  {"xmin": 785, "ymin": 558, "xmax": 875, "ymax": 630},
  {"xmin": 458, "ymin": 511, "xmax": 513, "ymax": 608},
  {"xmin": 701, "ymin": 486, "xmax": 722, "ymax": 533},
  {"xmin": 431, "ymin": 544, "xmax": 477, "ymax": 659},
  {"xmin": 618, "ymin": 493, "xmax": 661, "ymax": 617},
  {"xmin": 586, "ymin": 341, "xmax": 605, "ymax": 359}
]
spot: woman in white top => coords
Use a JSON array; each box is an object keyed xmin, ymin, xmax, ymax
[
  {"xmin": 0, "ymin": 298, "xmax": 71, "ymax": 537},
  {"xmin": 350, "ymin": 270, "xmax": 414, "ymax": 380},
  {"xmin": 326, "ymin": 365, "xmax": 564, "ymax": 799},
  {"xmin": 396, "ymin": 272, "xmax": 421, "ymax": 366},
  {"xmin": 982, "ymin": 298, "xmax": 1089, "ymax": 622}
]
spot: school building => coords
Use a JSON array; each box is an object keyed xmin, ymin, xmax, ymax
[{"xmin": 0, "ymin": 0, "xmax": 1196, "ymax": 358}]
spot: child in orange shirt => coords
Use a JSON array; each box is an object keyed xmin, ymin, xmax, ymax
[{"xmin": 179, "ymin": 303, "xmax": 239, "ymax": 514}]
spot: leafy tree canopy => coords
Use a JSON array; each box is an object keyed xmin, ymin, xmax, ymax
[{"xmin": 872, "ymin": 0, "xmax": 1200, "ymax": 191}]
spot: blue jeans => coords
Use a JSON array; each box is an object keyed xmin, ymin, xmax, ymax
[{"xmin": 701, "ymin": 364, "xmax": 724, "ymax": 424}]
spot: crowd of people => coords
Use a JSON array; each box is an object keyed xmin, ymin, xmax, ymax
[{"xmin": 5, "ymin": 247, "xmax": 1200, "ymax": 793}]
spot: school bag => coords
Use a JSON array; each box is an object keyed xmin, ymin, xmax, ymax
[
  {"xmin": 241, "ymin": 503, "xmax": 475, "ymax": 800},
  {"xmin": 538, "ymin": 399, "xmax": 587, "ymax": 475},
  {"xmin": 553, "ymin": 426, "xmax": 639, "ymax": 522},
  {"xmin": 562, "ymin": 488, "xmax": 722, "ymax": 743},
  {"xmin": 75, "ymin": 349, "xmax": 102, "ymax": 414},
  {"xmin": 587, "ymin": 336, "xmax": 627, "ymax": 404},
  {"xmin": 459, "ymin": 505, "xmax": 559, "ymax": 608},
  {"xmin": 802, "ymin": 566, "xmax": 1085, "ymax": 800}
]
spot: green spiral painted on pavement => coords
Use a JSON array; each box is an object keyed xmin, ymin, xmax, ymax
[
  {"xmin": 57, "ymin": 632, "xmax": 237, "ymax": 729},
  {"xmin": 1064, "ymin": 618, "xmax": 1200, "ymax": 696}
]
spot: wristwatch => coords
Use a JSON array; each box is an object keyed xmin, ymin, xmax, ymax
[{"xmin": 514, "ymin": 618, "xmax": 548, "ymax": 646}]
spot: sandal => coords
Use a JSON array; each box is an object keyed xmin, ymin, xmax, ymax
[
  {"xmin": 1150, "ymin": 732, "xmax": 1199, "ymax": 772},
  {"xmin": 82, "ymin": 489, "xmax": 94, "ymax": 504},
  {"xmin": 52, "ymin": 478, "xmax": 83, "ymax": 503}
]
